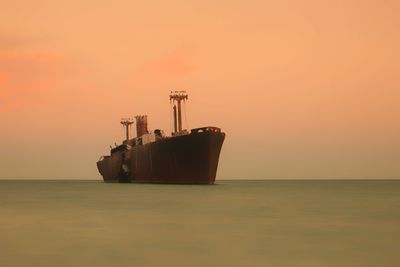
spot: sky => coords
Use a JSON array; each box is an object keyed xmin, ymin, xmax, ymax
[{"xmin": 0, "ymin": 0, "xmax": 399, "ymax": 179}]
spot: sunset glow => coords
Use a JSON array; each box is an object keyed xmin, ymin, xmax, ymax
[{"xmin": 1, "ymin": 0, "xmax": 399, "ymax": 179}]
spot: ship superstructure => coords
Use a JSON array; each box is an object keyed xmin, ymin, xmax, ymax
[{"xmin": 96, "ymin": 91, "xmax": 225, "ymax": 184}]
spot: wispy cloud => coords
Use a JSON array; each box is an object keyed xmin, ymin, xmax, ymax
[
  {"xmin": 0, "ymin": 50, "xmax": 65, "ymax": 111},
  {"xmin": 133, "ymin": 47, "xmax": 198, "ymax": 84}
]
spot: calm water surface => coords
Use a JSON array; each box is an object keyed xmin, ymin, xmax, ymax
[{"xmin": 0, "ymin": 180, "xmax": 399, "ymax": 267}]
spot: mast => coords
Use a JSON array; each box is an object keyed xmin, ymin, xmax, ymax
[
  {"xmin": 170, "ymin": 91, "xmax": 188, "ymax": 135},
  {"xmin": 173, "ymin": 105, "xmax": 178, "ymax": 133},
  {"xmin": 177, "ymin": 100, "xmax": 182, "ymax": 131},
  {"xmin": 120, "ymin": 118, "xmax": 134, "ymax": 141}
]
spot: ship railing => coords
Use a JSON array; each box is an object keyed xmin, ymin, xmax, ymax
[
  {"xmin": 191, "ymin": 127, "xmax": 221, "ymax": 134},
  {"xmin": 172, "ymin": 129, "xmax": 190, "ymax": 137}
]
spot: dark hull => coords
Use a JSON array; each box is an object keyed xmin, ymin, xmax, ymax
[{"xmin": 97, "ymin": 130, "xmax": 225, "ymax": 184}]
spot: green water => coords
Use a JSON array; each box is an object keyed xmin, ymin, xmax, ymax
[{"xmin": 0, "ymin": 180, "xmax": 399, "ymax": 267}]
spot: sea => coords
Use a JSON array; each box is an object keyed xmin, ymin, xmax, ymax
[{"xmin": 0, "ymin": 180, "xmax": 399, "ymax": 267}]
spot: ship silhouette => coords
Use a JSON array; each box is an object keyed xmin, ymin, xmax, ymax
[{"xmin": 97, "ymin": 91, "xmax": 225, "ymax": 184}]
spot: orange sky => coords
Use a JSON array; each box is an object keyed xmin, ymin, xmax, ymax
[{"xmin": 1, "ymin": 0, "xmax": 399, "ymax": 179}]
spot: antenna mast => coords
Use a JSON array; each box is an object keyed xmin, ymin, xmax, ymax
[
  {"xmin": 170, "ymin": 90, "xmax": 188, "ymax": 134},
  {"xmin": 120, "ymin": 118, "xmax": 134, "ymax": 141}
]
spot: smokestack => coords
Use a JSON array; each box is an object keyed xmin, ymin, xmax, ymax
[{"xmin": 135, "ymin": 115, "xmax": 149, "ymax": 137}]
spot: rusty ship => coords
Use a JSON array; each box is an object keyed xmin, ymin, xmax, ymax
[{"xmin": 96, "ymin": 91, "xmax": 225, "ymax": 184}]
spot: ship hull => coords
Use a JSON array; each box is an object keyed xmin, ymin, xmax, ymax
[{"xmin": 97, "ymin": 130, "xmax": 225, "ymax": 184}]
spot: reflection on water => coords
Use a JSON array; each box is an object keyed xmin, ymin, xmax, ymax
[{"xmin": 0, "ymin": 180, "xmax": 399, "ymax": 267}]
